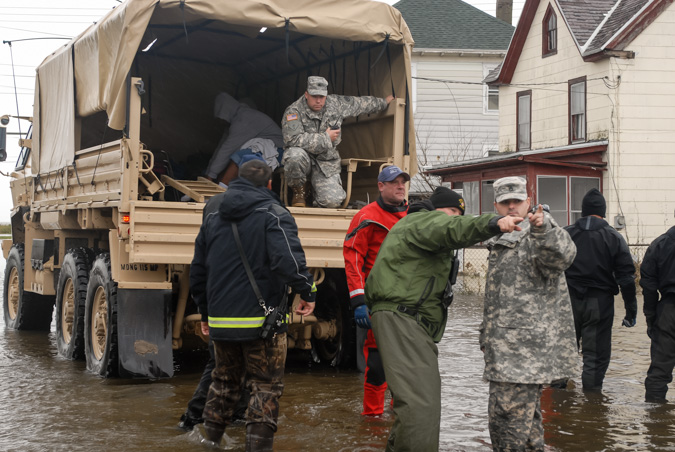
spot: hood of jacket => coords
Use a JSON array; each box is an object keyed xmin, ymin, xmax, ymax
[
  {"xmin": 218, "ymin": 178, "xmax": 284, "ymax": 221},
  {"xmin": 214, "ymin": 92, "xmax": 244, "ymax": 123}
]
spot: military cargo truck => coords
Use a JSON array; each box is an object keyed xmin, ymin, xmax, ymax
[{"xmin": 1, "ymin": 0, "xmax": 416, "ymax": 378}]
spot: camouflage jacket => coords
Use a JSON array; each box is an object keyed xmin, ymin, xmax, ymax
[
  {"xmin": 281, "ymin": 94, "xmax": 388, "ymax": 177},
  {"xmin": 480, "ymin": 213, "xmax": 579, "ymax": 384}
]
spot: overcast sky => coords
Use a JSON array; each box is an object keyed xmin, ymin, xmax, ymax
[{"xmin": 0, "ymin": 0, "xmax": 525, "ymax": 223}]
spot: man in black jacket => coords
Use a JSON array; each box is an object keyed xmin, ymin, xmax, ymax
[
  {"xmin": 564, "ymin": 188, "xmax": 637, "ymax": 391},
  {"xmin": 191, "ymin": 159, "xmax": 317, "ymax": 450},
  {"xmin": 640, "ymin": 224, "xmax": 675, "ymax": 403}
]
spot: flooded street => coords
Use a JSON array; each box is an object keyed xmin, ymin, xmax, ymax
[{"xmin": 1, "ymin": 256, "xmax": 674, "ymax": 451}]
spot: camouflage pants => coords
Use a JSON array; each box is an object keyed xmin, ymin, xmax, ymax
[
  {"xmin": 282, "ymin": 147, "xmax": 346, "ymax": 208},
  {"xmin": 203, "ymin": 333, "xmax": 287, "ymax": 437},
  {"xmin": 488, "ymin": 381, "xmax": 544, "ymax": 452}
]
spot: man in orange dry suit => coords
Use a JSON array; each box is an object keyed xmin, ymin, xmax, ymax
[{"xmin": 343, "ymin": 165, "xmax": 409, "ymax": 415}]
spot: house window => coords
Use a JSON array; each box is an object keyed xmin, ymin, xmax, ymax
[
  {"xmin": 537, "ymin": 176, "xmax": 568, "ymax": 226},
  {"xmin": 569, "ymin": 77, "xmax": 586, "ymax": 143},
  {"xmin": 481, "ymin": 180, "xmax": 495, "ymax": 214},
  {"xmin": 483, "ymin": 64, "xmax": 499, "ymax": 114},
  {"xmin": 463, "ymin": 181, "xmax": 480, "ymax": 215},
  {"xmin": 570, "ymin": 177, "xmax": 601, "ymax": 222},
  {"xmin": 542, "ymin": 5, "xmax": 557, "ymax": 57},
  {"xmin": 517, "ymin": 90, "xmax": 531, "ymax": 151}
]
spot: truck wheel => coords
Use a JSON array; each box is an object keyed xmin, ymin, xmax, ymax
[
  {"xmin": 55, "ymin": 248, "xmax": 93, "ymax": 360},
  {"xmin": 311, "ymin": 276, "xmax": 356, "ymax": 368},
  {"xmin": 2, "ymin": 243, "xmax": 55, "ymax": 331},
  {"xmin": 84, "ymin": 253, "xmax": 118, "ymax": 377}
]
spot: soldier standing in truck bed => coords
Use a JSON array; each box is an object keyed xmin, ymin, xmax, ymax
[{"xmin": 281, "ymin": 76, "xmax": 394, "ymax": 208}]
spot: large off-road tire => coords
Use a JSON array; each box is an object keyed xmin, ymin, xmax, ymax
[
  {"xmin": 84, "ymin": 253, "xmax": 119, "ymax": 377},
  {"xmin": 55, "ymin": 248, "xmax": 94, "ymax": 360},
  {"xmin": 2, "ymin": 243, "xmax": 55, "ymax": 331},
  {"xmin": 311, "ymin": 271, "xmax": 356, "ymax": 368}
]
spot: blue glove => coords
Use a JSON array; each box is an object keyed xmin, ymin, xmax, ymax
[
  {"xmin": 622, "ymin": 317, "xmax": 636, "ymax": 328},
  {"xmin": 354, "ymin": 305, "xmax": 372, "ymax": 329}
]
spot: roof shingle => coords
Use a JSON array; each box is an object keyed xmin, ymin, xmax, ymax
[{"xmin": 394, "ymin": 0, "xmax": 515, "ymax": 50}]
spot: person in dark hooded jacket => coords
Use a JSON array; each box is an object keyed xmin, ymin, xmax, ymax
[
  {"xmin": 564, "ymin": 188, "xmax": 637, "ymax": 391},
  {"xmin": 190, "ymin": 158, "xmax": 316, "ymax": 450}
]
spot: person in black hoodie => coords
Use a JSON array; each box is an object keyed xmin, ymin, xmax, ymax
[
  {"xmin": 564, "ymin": 188, "xmax": 637, "ymax": 391},
  {"xmin": 190, "ymin": 158, "xmax": 317, "ymax": 450},
  {"xmin": 640, "ymin": 223, "xmax": 675, "ymax": 403}
]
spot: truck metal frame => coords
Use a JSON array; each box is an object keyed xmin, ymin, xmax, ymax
[{"xmin": 2, "ymin": 0, "xmax": 416, "ymax": 378}]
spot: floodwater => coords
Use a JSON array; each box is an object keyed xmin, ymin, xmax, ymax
[{"xmin": 1, "ymin": 256, "xmax": 674, "ymax": 452}]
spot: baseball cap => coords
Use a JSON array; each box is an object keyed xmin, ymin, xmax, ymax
[
  {"xmin": 307, "ymin": 76, "xmax": 328, "ymax": 96},
  {"xmin": 494, "ymin": 176, "xmax": 528, "ymax": 203},
  {"xmin": 378, "ymin": 165, "xmax": 410, "ymax": 183},
  {"xmin": 239, "ymin": 153, "xmax": 266, "ymax": 165}
]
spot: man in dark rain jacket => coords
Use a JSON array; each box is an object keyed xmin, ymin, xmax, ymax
[
  {"xmin": 365, "ymin": 187, "xmax": 523, "ymax": 452},
  {"xmin": 640, "ymin": 223, "xmax": 675, "ymax": 403},
  {"xmin": 564, "ymin": 188, "xmax": 638, "ymax": 391},
  {"xmin": 190, "ymin": 159, "xmax": 317, "ymax": 450}
]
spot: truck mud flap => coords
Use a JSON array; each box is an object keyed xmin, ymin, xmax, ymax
[{"xmin": 117, "ymin": 288, "xmax": 174, "ymax": 379}]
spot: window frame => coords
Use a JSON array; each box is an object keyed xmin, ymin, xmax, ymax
[
  {"xmin": 483, "ymin": 64, "xmax": 499, "ymax": 115},
  {"xmin": 516, "ymin": 90, "xmax": 532, "ymax": 151},
  {"xmin": 542, "ymin": 4, "xmax": 558, "ymax": 57},
  {"xmin": 569, "ymin": 176, "xmax": 601, "ymax": 222},
  {"xmin": 568, "ymin": 76, "xmax": 587, "ymax": 144},
  {"xmin": 536, "ymin": 175, "xmax": 568, "ymax": 225}
]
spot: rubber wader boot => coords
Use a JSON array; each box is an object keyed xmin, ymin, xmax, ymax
[
  {"xmin": 291, "ymin": 185, "xmax": 306, "ymax": 207},
  {"xmin": 202, "ymin": 422, "xmax": 224, "ymax": 446},
  {"xmin": 246, "ymin": 423, "xmax": 274, "ymax": 452}
]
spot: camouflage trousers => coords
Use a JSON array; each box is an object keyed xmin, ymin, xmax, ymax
[
  {"xmin": 203, "ymin": 333, "xmax": 287, "ymax": 437},
  {"xmin": 488, "ymin": 381, "xmax": 544, "ymax": 452},
  {"xmin": 282, "ymin": 147, "xmax": 346, "ymax": 208}
]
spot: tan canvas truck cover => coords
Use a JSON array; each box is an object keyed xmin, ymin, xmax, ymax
[
  {"xmin": 33, "ymin": 0, "xmax": 416, "ymax": 175},
  {"xmin": 10, "ymin": 0, "xmax": 417, "ymax": 378}
]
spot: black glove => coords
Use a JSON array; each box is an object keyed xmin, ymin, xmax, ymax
[
  {"xmin": 646, "ymin": 317, "xmax": 655, "ymax": 339},
  {"xmin": 622, "ymin": 317, "xmax": 636, "ymax": 327}
]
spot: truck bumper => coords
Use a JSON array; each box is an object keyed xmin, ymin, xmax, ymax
[{"xmin": 117, "ymin": 288, "xmax": 174, "ymax": 378}]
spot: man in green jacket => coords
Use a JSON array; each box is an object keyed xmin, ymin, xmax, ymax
[{"xmin": 365, "ymin": 187, "xmax": 523, "ymax": 452}]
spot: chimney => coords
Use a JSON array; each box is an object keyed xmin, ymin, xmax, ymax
[{"xmin": 496, "ymin": 0, "xmax": 513, "ymax": 24}]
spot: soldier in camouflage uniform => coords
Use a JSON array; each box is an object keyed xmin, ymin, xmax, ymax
[
  {"xmin": 480, "ymin": 176, "xmax": 578, "ymax": 452},
  {"xmin": 281, "ymin": 76, "xmax": 394, "ymax": 208}
]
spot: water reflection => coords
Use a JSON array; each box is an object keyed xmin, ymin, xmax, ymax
[{"xmin": 0, "ymin": 255, "xmax": 673, "ymax": 451}]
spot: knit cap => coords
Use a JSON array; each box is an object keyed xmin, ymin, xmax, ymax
[
  {"xmin": 429, "ymin": 186, "xmax": 465, "ymax": 215},
  {"xmin": 581, "ymin": 188, "xmax": 606, "ymax": 218}
]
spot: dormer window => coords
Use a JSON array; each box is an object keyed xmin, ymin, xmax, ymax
[{"xmin": 543, "ymin": 5, "xmax": 557, "ymax": 57}]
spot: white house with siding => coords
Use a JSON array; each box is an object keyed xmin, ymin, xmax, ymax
[
  {"xmin": 394, "ymin": 0, "xmax": 514, "ymax": 192},
  {"xmin": 429, "ymin": 0, "xmax": 675, "ymax": 245}
]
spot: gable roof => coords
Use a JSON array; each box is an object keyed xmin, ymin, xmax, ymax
[
  {"xmin": 394, "ymin": 0, "xmax": 514, "ymax": 50},
  {"xmin": 491, "ymin": 0, "xmax": 674, "ymax": 84}
]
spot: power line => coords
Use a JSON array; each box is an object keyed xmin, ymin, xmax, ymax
[
  {"xmin": 0, "ymin": 74, "xmax": 35, "ymax": 78},
  {"xmin": 0, "ymin": 6, "xmax": 115, "ymax": 10},
  {"xmin": 0, "ymin": 12, "xmax": 111, "ymax": 17},
  {"xmin": 0, "ymin": 20, "xmax": 97, "ymax": 24},
  {"xmin": 0, "ymin": 25, "xmax": 73, "ymax": 38}
]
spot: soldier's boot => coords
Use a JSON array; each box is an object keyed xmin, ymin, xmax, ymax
[
  {"xmin": 245, "ymin": 423, "xmax": 274, "ymax": 452},
  {"xmin": 201, "ymin": 422, "xmax": 224, "ymax": 447},
  {"xmin": 246, "ymin": 423, "xmax": 274, "ymax": 452},
  {"xmin": 291, "ymin": 185, "xmax": 307, "ymax": 207}
]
